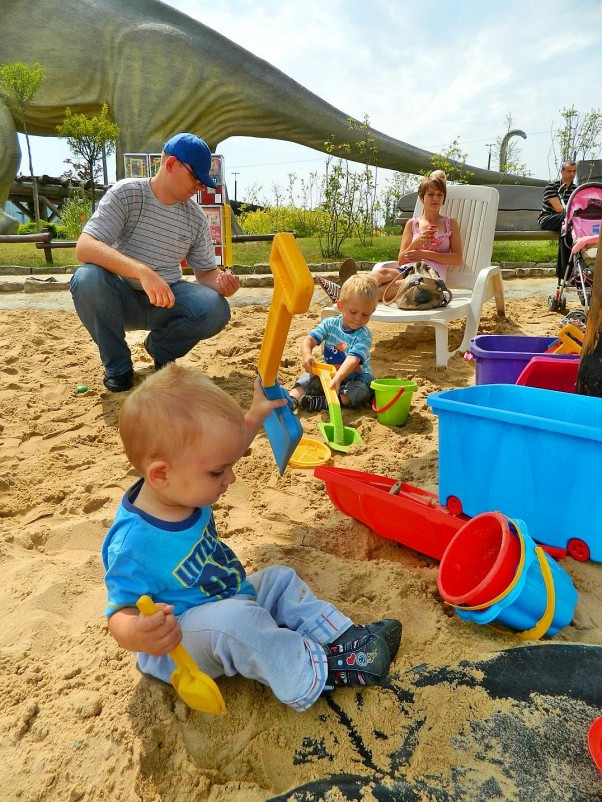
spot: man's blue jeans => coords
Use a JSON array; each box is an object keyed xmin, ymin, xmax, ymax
[{"xmin": 70, "ymin": 265, "xmax": 231, "ymax": 376}]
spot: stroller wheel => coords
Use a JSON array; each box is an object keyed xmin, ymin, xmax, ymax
[{"xmin": 547, "ymin": 295, "xmax": 559, "ymax": 312}]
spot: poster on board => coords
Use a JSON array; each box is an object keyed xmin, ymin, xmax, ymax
[
  {"xmin": 202, "ymin": 205, "xmax": 223, "ymax": 245},
  {"xmin": 199, "ymin": 154, "xmax": 224, "ymax": 204},
  {"xmin": 123, "ymin": 154, "xmax": 149, "ymax": 178},
  {"xmin": 149, "ymin": 154, "xmax": 162, "ymax": 177}
]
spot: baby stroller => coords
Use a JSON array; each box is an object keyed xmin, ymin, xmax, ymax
[{"xmin": 547, "ymin": 181, "xmax": 602, "ymax": 326}]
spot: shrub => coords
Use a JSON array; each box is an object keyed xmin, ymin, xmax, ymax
[
  {"xmin": 18, "ymin": 221, "xmax": 66, "ymax": 238},
  {"xmin": 59, "ymin": 192, "xmax": 93, "ymax": 239},
  {"xmin": 239, "ymin": 205, "xmax": 327, "ymax": 237}
]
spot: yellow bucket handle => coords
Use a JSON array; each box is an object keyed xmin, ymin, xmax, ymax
[{"xmin": 514, "ymin": 547, "xmax": 556, "ymax": 641}]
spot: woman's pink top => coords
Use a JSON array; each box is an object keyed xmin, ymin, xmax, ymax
[{"xmin": 406, "ymin": 215, "xmax": 452, "ymax": 281}]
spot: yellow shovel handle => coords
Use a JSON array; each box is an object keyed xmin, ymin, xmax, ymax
[
  {"xmin": 257, "ymin": 233, "xmax": 314, "ymax": 386},
  {"xmin": 136, "ymin": 596, "xmax": 208, "ymax": 675},
  {"xmin": 136, "ymin": 593, "xmax": 163, "ymax": 617},
  {"xmin": 136, "ymin": 595, "xmax": 227, "ymax": 714},
  {"xmin": 311, "ymin": 362, "xmax": 338, "ymax": 406}
]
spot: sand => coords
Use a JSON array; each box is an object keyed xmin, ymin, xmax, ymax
[{"xmin": 1, "ymin": 288, "xmax": 601, "ymax": 802}]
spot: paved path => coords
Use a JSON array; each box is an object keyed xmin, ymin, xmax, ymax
[
  {"xmin": 0, "ymin": 283, "xmax": 328, "ymax": 311},
  {"xmin": 0, "ymin": 275, "xmax": 556, "ymax": 312}
]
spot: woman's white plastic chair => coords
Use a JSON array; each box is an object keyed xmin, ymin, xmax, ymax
[{"xmin": 322, "ymin": 185, "xmax": 505, "ymax": 369}]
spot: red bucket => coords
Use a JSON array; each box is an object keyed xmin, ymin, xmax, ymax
[
  {"xmin": 437, "ymin": 511, "xmax": 522, "ymax": 607},
  {"xmin": 589, "ymin": 716, "xmax": 602, "ymax": 774}
]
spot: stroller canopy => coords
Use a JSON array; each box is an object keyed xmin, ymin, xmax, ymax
[{"xmin": 563, "ymin": 181, "xmax": 602, "ymax": 240}]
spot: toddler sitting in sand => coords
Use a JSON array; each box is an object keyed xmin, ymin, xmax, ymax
[
  {"xmin": 102, "ymin": 364, "xmax": 401, "ymax": 710},
  {"xmin": 289, "ymin": 272, "xmax": 379, "ymax": 412}
]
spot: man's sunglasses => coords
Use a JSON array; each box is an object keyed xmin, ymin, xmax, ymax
[{"xmin": 178, "ymin": 160, "xmax": 203, "ymax": 185}]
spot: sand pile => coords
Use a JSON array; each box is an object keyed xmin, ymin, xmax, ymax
[{"xmin": 0, "ymin": 290, "xmax": 600, "ymax": 801}]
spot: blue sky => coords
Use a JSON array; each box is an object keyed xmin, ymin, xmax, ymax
[{"xmin": 18, "ymin": 0, "xmax": 601, "ymax": 201}]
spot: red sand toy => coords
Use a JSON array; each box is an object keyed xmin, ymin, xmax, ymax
[
  {"xmin": 314, "ymin": 465, "xmax": 470, "ymax": 560},
  {"xmin": 314, "ymin": 465, "xmax": 569, "ymax": 562},
  {"xmin": 588, "ymin": 716, "xmax": 602, "ymax": 775}
]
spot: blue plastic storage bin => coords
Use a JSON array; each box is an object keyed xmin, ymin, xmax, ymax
[{"xmin": 427, "ymin": 384, "xmax": 602, "ymax": 562}]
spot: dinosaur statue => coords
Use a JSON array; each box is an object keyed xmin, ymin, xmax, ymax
[
  {"xmin": 499, "ymin": 129, "xmax": 527, "ymax": 172},
  {"xmin": 0, "ymin": 0, "xmax": 543, "ymax": 233}
]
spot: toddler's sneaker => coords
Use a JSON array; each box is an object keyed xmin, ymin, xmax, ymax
[
  {"xmin": 343, "ymin": 619, "xmax": 402, "ymax": 661},
  {"xmin": 299, "ymin": 394, "xmax": 329, "ymax": 412},
  {"xmin": 325, "ymin": 630, "xmax": 390, "ymax": 688}
]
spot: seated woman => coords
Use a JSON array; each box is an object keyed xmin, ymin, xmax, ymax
[{"xmin": 372, "ymin": 170, "xmax": 463, "ymax": 302}]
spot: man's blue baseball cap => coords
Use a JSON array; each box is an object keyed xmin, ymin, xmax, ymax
[{"xmin": 163, "ymin": 132, "xmax": 217, "ymax": 189}]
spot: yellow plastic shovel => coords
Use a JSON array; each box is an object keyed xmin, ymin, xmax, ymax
[
  {"xmin": 136, "ymin": 595, "xmax": 226, "ymax": 715},
  {"xmin": 257, "ymin": 233, "xmax": 315, "ymax": 473},
  {"xmin": 310, "ymin": 362, "xmax": 364, "ymax": 452}
]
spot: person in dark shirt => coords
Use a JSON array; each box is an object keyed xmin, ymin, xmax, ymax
[{"xmin": 538, "ymin": 161, "xmax": 577, "ymax": 281}]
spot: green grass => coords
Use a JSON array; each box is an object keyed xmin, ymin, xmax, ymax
[
  {"xmin": 0, "ymin": 237, "xmax": 558, "ymax": 270},
  {"xmin": 490, "ymin": 240, "xmax": 557, "ymax": 262},
  {"xmin": 231, "ymin": 237, "xmax": 558, "ymax": 267},
  {"xmin": 0, "ymin": 243, "xmax": 72, "ymax": 268}
]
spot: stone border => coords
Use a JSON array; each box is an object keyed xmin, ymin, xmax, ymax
[{"xmin": 0, "ymin": 262, "xmax": 557, "ymax": 293}]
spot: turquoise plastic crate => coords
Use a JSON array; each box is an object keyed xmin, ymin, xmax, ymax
[{"xmin": 427, "ymin": 384, "xmax": 602, "ymax": 562}]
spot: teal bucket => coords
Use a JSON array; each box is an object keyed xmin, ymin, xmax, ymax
[
  {"xmin": 437, "ymin": 512, "xmax": 578, "ymax": 638},
  {"xmin": 371, "ymin": 378, "xmax": 417, "ymax": 426}
]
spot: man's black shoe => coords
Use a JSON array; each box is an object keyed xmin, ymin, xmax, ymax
[{"xmin": 103, "ymin": 369, "xmax": 133, "ymax": 393}]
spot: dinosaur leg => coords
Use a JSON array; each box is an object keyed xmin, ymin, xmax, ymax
[{"xmin": 0, "ymin": 102, "xmax": 21, "ymax": 234}]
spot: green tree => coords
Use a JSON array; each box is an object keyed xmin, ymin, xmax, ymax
[
  {"xmin": 59, "ymin": 189, "xmax": 93, "ymax": 239},
  {"xmin": 0, "ymin": 61, "xmax": 46, "ymax": 231},
  {"xmin": 239, "ymin": 205, "xmax": 326, "ymax": 237},
  {"xmin": 240, "ymin": 183, "xmax": 265, "ymax": 205},
  {"xmin": 426, "ymin": 137, "xmax": 474, "ymax": 184},
  {"xmin": 379, "ymin": 172, "xmax": 418, "ymax": 227},
  {"xmin": 550, "ymin": 106, "xmax": 602, "ymax": 173},
  {"xmin": 57, "ymin": 103, "xmax": 119, "ymax": 212},
  {"xmin": 318, "ymin": 134, "xmax": 361, "ymax": 257},
  {"xmin": 348, "ymin": 115, "xmax": 379, "ymax": 246},
  {"xmin": 283, "ymin": 172, "xmax": 323, "ymax": 237},
  {"xmin": 316, "ymin": 115, "xmax": 381, "ymax": 257}
]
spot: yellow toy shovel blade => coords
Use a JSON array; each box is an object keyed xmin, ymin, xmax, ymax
[{"xmin": 136, "ymin": 595, "xmax": 226, "ymax": 714}]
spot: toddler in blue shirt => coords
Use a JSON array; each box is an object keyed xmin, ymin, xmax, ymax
[
  {"xmin": 290, "ymin": 272, "xmax": 379, "ymax": 413},
  {"xmin": 103, "ymin": 364, "xmax": 401, "ymax": 710}
]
